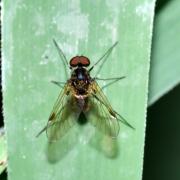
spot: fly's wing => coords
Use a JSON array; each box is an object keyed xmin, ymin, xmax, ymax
[
  {"xmin": 87, "ymin": 81, "xmax": 134, "ymax": 138},
  {"xmin": 37, "ymin": 83, "xmax": 79, "ymax": 142},
  {"xmin": 46, "ymin": 98, "xmax": 78, "ymax": 142},
  {"xmin": 87, "ymin": 95, "xmax": 120, "ymax": 138}
]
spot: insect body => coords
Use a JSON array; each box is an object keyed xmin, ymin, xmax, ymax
[
  {"xmin": 70, "ymin": 56, "xmax": 91, "ymax": 98},
  {"xmin": 37, "ymin": 40, "xmax": 134, "ymax": 142}
]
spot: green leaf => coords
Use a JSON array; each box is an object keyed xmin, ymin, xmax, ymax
[
  {"xmin": 2, "ymin": 0, "xmax": 155, "ymax": 180},
  {"xmin": 0, "ymin": 129, "xmax": 7, "ymax": 174},
  {"xmin": 148, "ymin": 0, "xmax": 180, "ymax": 105}
]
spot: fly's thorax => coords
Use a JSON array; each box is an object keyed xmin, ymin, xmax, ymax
[{"xmin": 70, "ymin": 66, "xmax": 92, "ymax": 96}]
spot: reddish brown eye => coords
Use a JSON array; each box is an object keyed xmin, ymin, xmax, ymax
[
  {"xmin": 70, "ymin": 56, "xmax": 79, "ymax": 67},
  {"xmin": 79, "ymin": 56, "xmax": 90, "ymax": 66},
  {"xmin": 70, "ymin": 56, "xmax": 90, "ymax": 67}
]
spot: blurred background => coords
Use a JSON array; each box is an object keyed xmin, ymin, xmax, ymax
[
  {"xmin": 143, "ymin": 84, "xmax": 180, "ymax": 180},
  {"xmin": 144, "ymin": 0, "xmax": 180, "ymax": 179},
  {"xmin": 1, "ymin": 0, "xmax": 179, "ymax": 179}
]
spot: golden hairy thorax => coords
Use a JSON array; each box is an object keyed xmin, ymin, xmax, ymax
[{"xmin": 69, "ymin": 66, "xmax": 93, "ymax": 97}]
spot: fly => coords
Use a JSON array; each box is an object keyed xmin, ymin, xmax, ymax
[{"xmin": 37, "ymin": 40, "xmax": 134, "ymax": 142}]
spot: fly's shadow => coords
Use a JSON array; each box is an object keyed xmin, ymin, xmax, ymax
[
  {"xmin": 45, "ymin": 125, "xmax": 79, "ymax": 163},
  {"xmin": 89, "ymin": 131, "xmax": 119, "ymax": 159}
]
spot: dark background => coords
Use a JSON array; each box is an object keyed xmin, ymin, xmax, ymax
[
  {"xmin": 143, "ymin": 0, "xmax": 180, "ymax": 179},
  {"xmin": 143, "ymin": 84, "xmax": 180, "ymax": 180}
]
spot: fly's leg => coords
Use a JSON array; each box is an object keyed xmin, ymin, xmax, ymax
[
  {"xmin": 51, "ymin": 80, "xmax": 66, "ymax": 88},
  {"xmin": 88, "ymin": 42, "xmax": 118, "ymax": 75},
  {"xmin": 53, "ymin": 39, "xmax": 69, "ymax": 78},
  {"xmin": 94, "ymin": 76, "xmax": 126, "ymax": 90}
]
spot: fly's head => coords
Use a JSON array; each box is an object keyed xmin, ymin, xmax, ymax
[{"xmin": 70, "ymin": 56, "xmax": 90, "ymax": 68}]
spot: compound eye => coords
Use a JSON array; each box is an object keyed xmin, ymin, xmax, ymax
[
  {"xmin": 70, "ymin": 56, "xmax": 79, "ymax": 67},
  {"xmin": 79, "ymin": 56, "xmax": 90, "ymax": 67},
  {"xmin": 70, "ymin": 56, "xmax": 90, "ymax": 67}
]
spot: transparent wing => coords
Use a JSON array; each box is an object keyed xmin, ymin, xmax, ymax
[
  {"xmin": 87, "ymin": 94, "xmax": 120, "ymax": 137},
  {"xmin": 87, "ymin": 81, "xmax": 134, "ymax": 137},
  {"xmin": 93, "ymin": 81, "xmax": 134, "ymax": 129},
  {"xmin": 46, "ymin": 97, "xmax": 79, "ymax": 142},
  {"xmin": 37, "ymin": 83, "xmax": 79, "ymax": 142}
]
